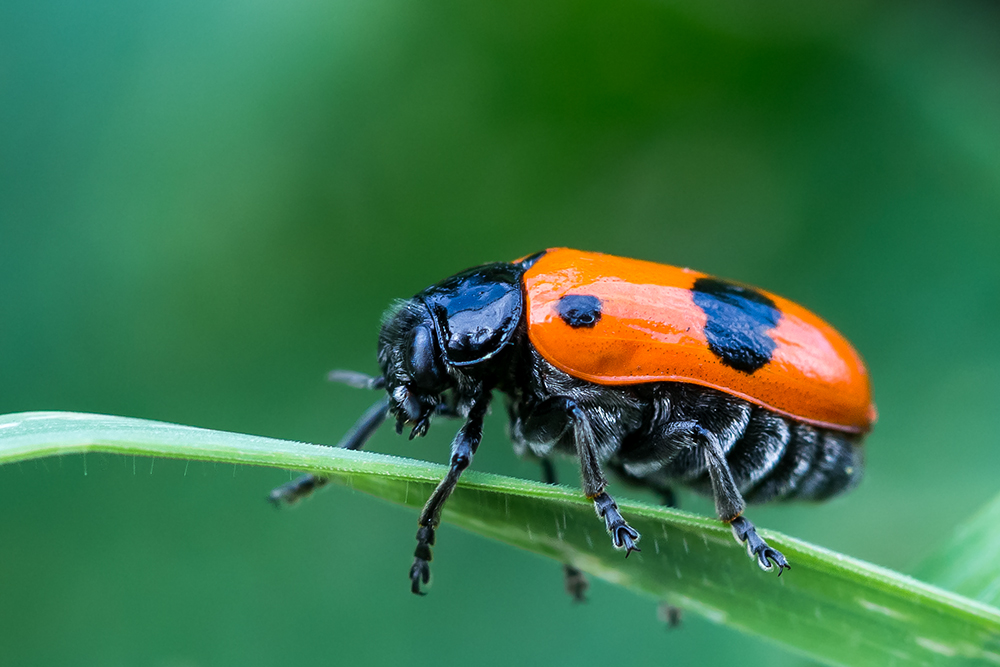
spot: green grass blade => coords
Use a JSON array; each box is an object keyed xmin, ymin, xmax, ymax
[
  {"xmin": 915, "ymin": 490, "xmax": 1000, "ymax": 608},
  {"xmin": 2, "ymin": 411, "xmax": 999, "ymax": 666}
]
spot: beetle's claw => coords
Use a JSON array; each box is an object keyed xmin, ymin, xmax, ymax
[
  {"xmin": 730, "ymin": 515, "xmax": 790, "ymax": 575},
  {"xmin": 409, "ymin": 415, "xmax": 430, "ymax": 440},
  {"xmin": 409, "ymin": 557, "xmax": 431, "ymax": 595},
  {"xmin": 593, "ymin": 491, "xmax": 641, "ymax": 556},
  {"xmin": 410, "ymin": 525, "xmax": 435, "ymax": 595},
  {"xmin": 757, "ymin": 547, "xmax": 790, "ymax": 574},
  {"xmin": 617, "ymin": 526, "xmax": 641, "ymax": 557}
]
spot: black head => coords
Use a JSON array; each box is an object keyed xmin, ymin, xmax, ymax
[{"xmin": 377, "ymin": 262, "xmax": 525, "ymax": 436}]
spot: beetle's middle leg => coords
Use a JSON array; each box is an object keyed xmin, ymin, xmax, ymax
[
  {"xmin": 518, "ymin": 396, "xmax": 639, "ymax": 554},
  {"xmin": 557, "ymin": 400, "xmax": 641, "ymax": 555}
]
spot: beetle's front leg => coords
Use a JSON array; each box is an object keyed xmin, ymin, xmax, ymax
[
  {"xmin": 269, "ymin": 395, "xmax": 390, "ymax": 506},
  {"xmin": 410, "ymin": 391, "xmax": 491, "ymax": 595}
]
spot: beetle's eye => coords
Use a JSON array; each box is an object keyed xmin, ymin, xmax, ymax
[{"xmin": 404, "ymin": 325, "xmax": 445, "ymax": 389}]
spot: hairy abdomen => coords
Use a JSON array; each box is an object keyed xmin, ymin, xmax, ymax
[{"xmin": 614, "ymin": 383, "xmax": 864, "ymax": 504}]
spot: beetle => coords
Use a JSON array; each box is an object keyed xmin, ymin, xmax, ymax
[{"xmin": 271, "ymin": 248, "xmax": 875, "ymax": 596}]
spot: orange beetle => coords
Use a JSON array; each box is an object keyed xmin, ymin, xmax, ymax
[{"xmin": 273, "ymin": 248, "xmax": 875, "ymax": 596}]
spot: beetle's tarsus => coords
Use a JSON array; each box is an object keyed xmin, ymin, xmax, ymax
[
  {"xmin": 563, "ymin": 564, "xmax": 589, "ymax": 603},
  {"xmin": 410, "ymin": 525, "xmax": 435, "ymax": 595},
  {"xmin": 409, "ymin": 558, "xmax": 431, "ymax": 595},
  {"xmin": 327, "ymin": 369, "xmax": 385, "ymax": 390},
  {"xmin": 657, "ymin": 602, "xmax": 683, "ymax": 629},
  {"xmin": 268, "ymin": 474, "xmax": 329, "ymax": 507},
  {"xmin": 730, "ymin": 515, "xmax": 790, "ymax": 575},
  {"xmin": 593, "ymin": 492, "xmax": 641, "ymax": 556}
]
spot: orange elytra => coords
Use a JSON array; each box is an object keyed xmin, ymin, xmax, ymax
[{"xmin": 523, "ymin": 248, "xmax": 875, "ymax": 433}]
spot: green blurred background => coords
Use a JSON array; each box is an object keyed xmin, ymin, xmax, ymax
[{"xmin": 2, "ymin": 0, "xmax": 1000, "ymax": 664}]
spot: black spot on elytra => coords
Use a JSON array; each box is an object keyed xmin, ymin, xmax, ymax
[
  {"xmin": 692, "ymin": 277, "xmax": 780, "ymax": 373},
  {"xmin": 557, "ymin": 294, "xmax": 602, "ymax": 328}
]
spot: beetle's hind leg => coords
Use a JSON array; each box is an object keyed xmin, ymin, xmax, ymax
[{"xmin": 698, "ymin": 425, "xmax": 789, "ymax": 574}]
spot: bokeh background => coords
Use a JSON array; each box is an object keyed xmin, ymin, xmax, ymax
[{"xmin": 3, "ymin": 0, "xmax": 1000, "ymax": 664}]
